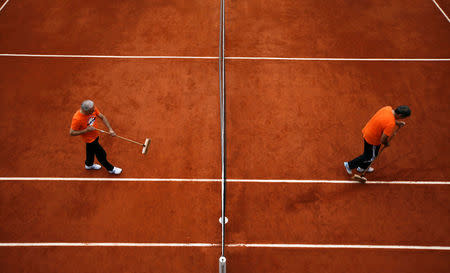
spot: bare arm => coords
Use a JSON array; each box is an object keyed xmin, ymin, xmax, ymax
[
  {"xmin": 380, "ymin": 133, "xmax": 390, "ymax": 146},
  {"xmin": 98, "ymin": 113, "xmax": 116, "ymax": 136}
]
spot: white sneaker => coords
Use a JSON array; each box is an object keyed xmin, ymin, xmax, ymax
[
  {"xmin": 357, "ymin": 167, "xmax": 374, "ymax": 173},
  {"xmin": 85, "ymin": 164, "xmax": 101, "ymax": 170},
  {"xmin": 344, "ymin": 162, "xmax": 352, "ymax": 175},
  {"xmin": 109, "ymin": 167, "xmax": 122, "ymax": 175}
]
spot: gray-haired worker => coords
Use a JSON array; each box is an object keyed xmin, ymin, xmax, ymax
[{"xmin": 70, "ymin": 100, "xmax": 122, "ymax": 174}]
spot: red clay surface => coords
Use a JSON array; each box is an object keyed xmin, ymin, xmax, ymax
[
  {"xmin": 226, "ymin": 183, "xmax": 450, "ymax": 245},
  {"xmin": 226, "ymin": 248, "xmax": 450, "ymax": 273},
  {"xmin": 0, "ymin": 247, "xmax": 220, "ymax": 273},
  {"xmin": 0, "ymin": 0, "xmax": 449, "ymax": 272},
  {"xmin": 0, "ymin": 181, "xmax": 220, "ymax": 242},
  {"xmin": 227, "ymin": 61, "xmax": 450, "ymax": 181},
  {"xmin": 227, "ymin": 0, "xmax": 450, "ymax": 58},
  {"xmin": 0, "ymin": 0, "xmax": 219, "ymax": 56},
  {"xmin": 0, "ymin": 58, "xmax": 220, "ymax": 178}
]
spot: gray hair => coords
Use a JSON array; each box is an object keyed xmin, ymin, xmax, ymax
[{"xmin": 81, "ymin": 100, "xmax": 94, "ymax": 112}]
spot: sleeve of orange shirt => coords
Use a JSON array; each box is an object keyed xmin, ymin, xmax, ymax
[
  {"xmin": 383, "ymin": 123, "xmax": 396, "ymax": 137},
  {"xmin": 71, "ymin": 113, "xmax": 82, "ymax": 131}
]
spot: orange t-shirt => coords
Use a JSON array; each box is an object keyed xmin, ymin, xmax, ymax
[
  {"xmin": 362, "ymin": 106, "xmax": 396, "ymax": 145},
  {"xmin": 71, "ymin": 107, "xmax": 101, "ymax": 143}
]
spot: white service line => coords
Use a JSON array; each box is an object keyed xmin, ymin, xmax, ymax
[
  {"xmin": 0, "ymin": 177, "xmax": 220, "ymax": 182},
  {"xmin": 0, "ymin": 243, "xmax": 218, "ymax": 247},
  {"xmin": 0, "ymin": 242, "xmax": 448, "ymax": 251},
  {"xmin": 228, "ymin": 243, "xmax": 450, "ymax": 251},
  {"xmin": 0, "ymin": 0, "xmax": 10, "ymax": 12},
  {"xmin": 227, "ymin": 56, "xmax": 450, "ymax": 61},
  {"xmin": 0, "ymin": 54, "xmax": 449, "ymax": 61},
  {"xmin": 432, "ymin": 0, "xmax": 450, "ymax": 23},
  {"xmin": 228, "ymin": 179, "xmax": 450, "ymax": 185},
  {"xmin": 0, "ymin": 54, "xmax": 218, "ymax": 59},
  {"xmin": 0, "ymin": 177, "xmax": 449, "ymax": 185}
]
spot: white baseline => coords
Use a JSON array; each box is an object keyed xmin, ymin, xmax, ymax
[
  {"xmin": 0, "ymin": 177, "xmax": 449, "ymax": 185},
  {"xmin": 0, "ymin": 242, "xmax": 448, "ymax": 251}
]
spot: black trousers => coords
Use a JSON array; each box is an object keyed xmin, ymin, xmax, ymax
[
  {"xmin": 348, "ymin": 139, "xmax": 381, "ymax": 170},
  {"xmin": 85, "ymin": 137, "xmax": 114, "ymax": 171}
]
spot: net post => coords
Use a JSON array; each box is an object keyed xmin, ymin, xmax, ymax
[{"xmin": 219, "ymin": 256, "xmax": 226, "ymax": 273}]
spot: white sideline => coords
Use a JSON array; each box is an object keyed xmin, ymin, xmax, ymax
[
  {"xmin": 0, "ymin": 54, "xmax": 449, "ymax": 61},
  {"xmin": 0, "ymin": 0, "xmax": 10, "ymax": 12},
  {"xmin": 432, "ymin": 0, "xmax": 450, "ymax": 22},
  {"xmin": 0, "ymin": 177, "xmax": 449, "ymax": 185},
  {"xmin": 0, "ymin": 242, "xmax": 448, "ymax": 251}
]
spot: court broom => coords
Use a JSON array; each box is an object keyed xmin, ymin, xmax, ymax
[
  {"xmin": 95, "ymin": 128, "xmax": 151, "ymax": 155},
  {"xmin": 352, "ymin": 125, "xmax": 402, "ymax": 183}
]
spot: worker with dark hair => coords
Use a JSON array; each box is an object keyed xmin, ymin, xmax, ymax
[
  {"xmin": 70, "ymin": 100, "xmax": 122, "ymax": 175},
  {"xmin": 344, "ymin": 105, "xmax": 411, "ymax": 175}
]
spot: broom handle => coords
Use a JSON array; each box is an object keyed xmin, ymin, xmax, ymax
[
  {"xmin": 361, "ymin": 125, "xmax": 402, "ymax": 176},
  {"xmin": 95, "ymin": 128, "xmax": 143, "ymax": 146}
]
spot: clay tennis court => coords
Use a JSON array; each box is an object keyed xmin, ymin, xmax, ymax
[{"xmin": 0, "ymin": 0, "xmax": 449, "ymax": 272}]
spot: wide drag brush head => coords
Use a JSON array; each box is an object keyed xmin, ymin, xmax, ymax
[
  {"xmin": 352, "ymin": 174, "xmax": 367, "ymax": 183},
  {"xmin": 142, "ymin": 138, "xmax": 151, "ymax": 155}
]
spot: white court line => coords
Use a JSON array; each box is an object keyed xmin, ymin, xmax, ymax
[
  {"xmin": 0, "ymin": 54, "xmax": 449, "ymax": 61},
  {"xmin": 432, "ymin": 0, "xmax": 450, "ymax": 23},
  {"xmin": 0, "ymin": 243, "xmax": 218, "ymax": 247},
  {"xmin": 227, "ymin": 57, "xmax": 450, "ymax": 61},
  {"xmin": 0, "ymin": 242, "xmax": 448, "ymax": 251},
  {"xmin": 0, "ymin": 54, "xmax": 218, "ymax": 59},
  {"xmin": 228, "ymin": 243, "xmax": 450, "ymax": 251},
  {"xmin": 0, "ymin": 177, "xmax": 449, "ymax": 185},
  {"xmin": 0, "ymin": 0, "xmax": 10, "ymax": 12},
  {"xmin": 228, "ymin": 179, "xmax": 450, "ymax": 185},
  {"xmin": 0, "ymin": 177, "xmax": 220, "ymax": 182}
]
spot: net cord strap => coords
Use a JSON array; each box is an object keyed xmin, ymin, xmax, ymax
[{"xmin": 219, "ymin": 0, "xmax": 226, "ymax": 258}]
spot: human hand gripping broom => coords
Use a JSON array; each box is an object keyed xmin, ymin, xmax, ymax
[
  {"xmin": 94, "ymin": 128, "xmax": 151, "ymax": 155},
  {"xmin": 352, "ymin": 123, "xmax": 404, "ymax": 183}
]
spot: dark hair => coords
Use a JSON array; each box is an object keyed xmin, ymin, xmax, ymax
[{"xmin": 395, "ymin": 105, "xmax": 411, "ymax": 117}]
